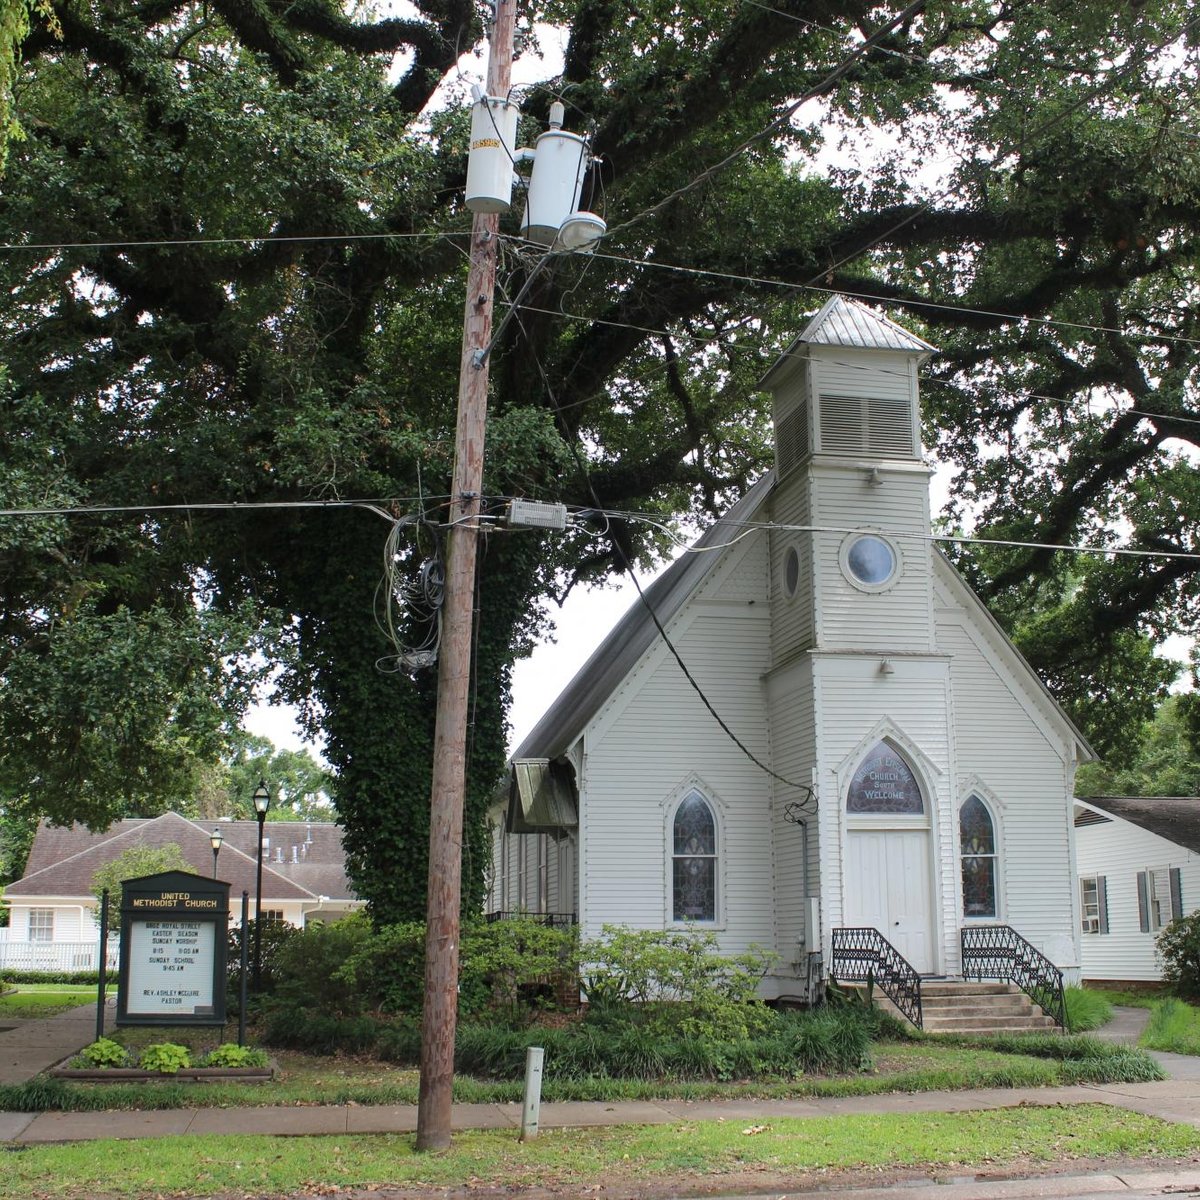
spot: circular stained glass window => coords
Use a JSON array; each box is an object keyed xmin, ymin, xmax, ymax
[{"xmin": 845, "ymin": 534, "xmax": 897, "ymax": 588}]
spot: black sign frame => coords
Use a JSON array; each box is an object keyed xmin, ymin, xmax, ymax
[{"xmin": 117, "ymin": 870, "xmax": 230, "ymax": 1027}]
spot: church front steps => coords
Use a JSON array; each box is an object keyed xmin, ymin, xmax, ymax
[{"xmin": 850, "ymin": 980, "xmax": 1061, "ymax": 1034}]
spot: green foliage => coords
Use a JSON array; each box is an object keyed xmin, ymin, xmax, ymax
[
  {"xmin": 226, "ymin": 918, "xmax": 301, "ymax": 1000},
  {"xmin": 137, "ymin": 1043, "xmax": 192, "ymax": 1075},
  {"xmin": 77, "ymin": 1038, "xmax": 129, "ymax": 1069},
  {"xmin": 1077, "ymin": 695, "xmax": 1200, "ymax": 798},
  {"xmin": 581, "ymin": 926, "xmax": 777, "ymax": 1041},
  {"xmin": 1141, "ymin": 997, "xmax": 1200, "ymax": 1055},
  {"xmin": 199, "ymin": 1043, "xmax": 268, "ymax": 1069},
  {"xmin": 269, "ymin": 913, "xmax": 377, "ymax": 1016},
  {"xmin": 1063, "ymin": 985, "xmax": 1114, "ymax": 1034},
  {"xmin": 90, "ymin": 842, "xmax": 189, "ymax": 930},
  {"xmin": 1157, "ymin": 912, "xmax": 1200, "ymax": 1000},
  {"xmin": 222, "ymin": 735, "xmax": 333, "ymax": 820}
]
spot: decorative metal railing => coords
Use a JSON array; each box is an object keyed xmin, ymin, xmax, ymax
[
  {"xmin": 960, "ymin": 925, "xmax": 1066, "ymax": 1029},
  {"xmin": 485, "ymin": 911, "xmax": 577, "ymax": 929},
  {"xmin": 830, "ymin": 927, "xmax": 923, "ymax": 1028}
]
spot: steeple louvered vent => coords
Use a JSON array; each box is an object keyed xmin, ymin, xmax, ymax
[
  {"xmin": 775, "ymin": 402, "xmax": 809, "ymax": 476},
  {"xmin": 818, "ymin": 394, "xmax": 915, "ymax": 458}
]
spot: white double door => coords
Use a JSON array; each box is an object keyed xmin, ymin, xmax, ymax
[{"xmin": 845, "ymin": 828, "xmax": 934, "ymax": 974}]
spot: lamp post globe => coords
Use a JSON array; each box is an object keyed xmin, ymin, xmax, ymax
[
  {"xmin": 210, "ymin": 827, "xmax": 223, "ymax": 878},
  {"xmin": 252, "ymin": 780, "xmax": 271, "ymax": 989}
]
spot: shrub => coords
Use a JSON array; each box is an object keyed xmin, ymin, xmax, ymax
[
  {"xmin": 1157, "ymin": 911, "xmax": 1200, "ymax": 1000},
  {"xmin": 269, "ymin": 913, "xmax": 376, "ymax": 1015},
  {"xmin": 77, "ymin": 1038, "xmax": 129, "ymax": 1069},
  {"xmin": 260, "ymin": 1006, "xmax": 380, "ymax": 1055},
  {"xmin": 199, "ymin": 1043, "xmax": 269, "ymax": 1068},
  {"xmin": 138, "ymin": 1043, "xmax": 192, "ymax": 1074},
  {"xmin": 459, "ymin": 917, "xmax": 581, "ymax": 1021},
  {"xmin": 227, "ymin": 918, "xmax": 302, "ymax": 998},
  {"xmin": 581, "ymin": 925, "xmax": 777, "ymax": 1041}
]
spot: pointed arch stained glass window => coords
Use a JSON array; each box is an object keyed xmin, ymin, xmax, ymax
[
  {"xmin": 672, "ymin": 790, "xmax": 716, "ymax": 922},
  {"xmin": 960, "ymin": 794, "xmax": 997, "ymax": 918},
  {"xmin": 846, "ymin": 741, "xmax": 923, "ymax": 814}
]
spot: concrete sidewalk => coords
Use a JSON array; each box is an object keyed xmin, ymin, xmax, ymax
[
  {"xmin": 0, "ymin": 998, "xmax": 112, "ymax": 1087},
  {"xmin": 5, "ymin": 1076, "xmax": 1200, "ymax": 1147}
]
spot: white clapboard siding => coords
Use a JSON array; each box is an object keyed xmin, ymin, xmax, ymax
[
  {"xmin": 1076, "ymin": 816, "xmax": 1198, "ymax": 982},
  {"xmin": 812, "ymin": 468, "xmax": 935, "ymax": 655},
  {"xmin": 581, "ymin": 536, "xmax": 775, "ymax": 955},
  {"xmin": 768, "ymin": 486, "xmax": 815, "ymax": 661},
  {"xmin": 765, "ymin": 654, "xmax": 819, "ymax": 972},
  {"xmin": 936, "ymin": 594, "xmax": 1080, "ymax": 972}
]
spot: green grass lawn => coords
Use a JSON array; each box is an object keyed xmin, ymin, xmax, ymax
[
  {"xmin": 1, "ymin": 1105, "xmax": 1195, "ymax": 1200},
  {"xmin": 0, "ymin": 984, "xmax": 97, "ymax": 1019}
]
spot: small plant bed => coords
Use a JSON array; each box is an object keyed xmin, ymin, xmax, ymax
[{"xmin": 51, "ymin": 1035, "xmax": 272, "ymax": 1082}]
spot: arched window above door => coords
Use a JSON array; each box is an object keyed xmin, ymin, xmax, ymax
[
  {"xmin": 671, "ymin": 790, "xmax": 717, "ymax": 922},
  {"xmin": 846, "ymin": 741, "xmax": 924, "ymax": 815},
  {"xmin": 960, "ymin": 794, "xmax": 998, "ymax": 918}
]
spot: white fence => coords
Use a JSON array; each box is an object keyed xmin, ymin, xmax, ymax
[{"xmin": 0, "ymin": 940, "xmax": 120, "ymax": 973}]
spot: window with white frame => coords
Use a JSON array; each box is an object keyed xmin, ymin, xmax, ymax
[
  {"xmin": 28, "ymin": 908, "xmax": 54, "ymax": 942},
  {"xmin": 672, "ymin": 790, "xmax": 717, "ymax": 922},
  {"xmin": 959, "ymin": 795, "xmax": 998, "ymax": 918},
  {"xmin": 1139, "ymin": 867, "xmax": 1182, "ymax": 933},
  {"xmin": 1080, "ymin": 875, "xmax": 1108, "ymax": 934}
]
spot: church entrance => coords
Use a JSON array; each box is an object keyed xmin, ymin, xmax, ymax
[
  {"xmin": 845, "ymin": 828, "xmax": 933, "ymax": 973},
  {"xmin": 842, "ymin": 738, "xmax": 936, "ymax": 974}
]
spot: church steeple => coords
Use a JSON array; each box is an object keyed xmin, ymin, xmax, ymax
[{"xmin": 762, "ymin": 296, "xmax": 936, "ymax": 477}]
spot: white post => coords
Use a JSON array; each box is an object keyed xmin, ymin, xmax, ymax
[{"xmin": 519, "ymin": 1045, "xmax": 544, "ymax": 1141}]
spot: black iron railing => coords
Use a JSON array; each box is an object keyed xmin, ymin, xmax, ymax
[
  {"xmin": 830, "ymin": 927, "xmax": 923, "ymax": 1029},
  {"xmin": 485, "ymin": 911, "xmax": 577, "ymax": 929},
  {"xmin": 960, "ymin": 925, "xmax": 1065, "ymax": 1029}
]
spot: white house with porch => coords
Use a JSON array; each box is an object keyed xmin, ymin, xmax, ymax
[{"xmin": 490, "ymin": 297, "xmax": 1092, "ymax": 1028}]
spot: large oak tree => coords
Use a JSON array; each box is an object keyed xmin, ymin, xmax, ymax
[{"xmin": 1, "ymin": 1, "xmax": 1197, "ymax": 920}]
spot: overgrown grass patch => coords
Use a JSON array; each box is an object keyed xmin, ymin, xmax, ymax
[
  {"xmin": 2, "ymin": 1106, "xmax": 1197, "ymax": 1200},
  {"xmin": 1064, "ymin": 984, "xmax": 1114, "ymax": 1032},
  {"xmin": 1141, "ymin": 998, "xmax": 1200, "ymax": 1055}
]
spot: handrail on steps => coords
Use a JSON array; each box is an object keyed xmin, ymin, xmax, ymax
[
  {"xmin": 960, "ymin": 925, "xmax": 1066, "ymax": 1030},
  {"xmin": 830, "ymin": 927, "xmax": 923, "ymax": 1029}
]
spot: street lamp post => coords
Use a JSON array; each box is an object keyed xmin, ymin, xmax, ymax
[
  {"xmin": 252, "ymin": 780, "xmax": 271, "ymax": 989},
  {"xmin": 210, "ymin": 827, "xmax": 223, "ymax": 878}
]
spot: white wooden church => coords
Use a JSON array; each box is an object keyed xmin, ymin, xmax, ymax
[{"xmin": 490, "ymin": 296, "xmax": 1092, "ymax": 1010}]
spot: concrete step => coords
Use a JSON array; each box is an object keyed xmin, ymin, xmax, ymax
[
  {"xmin": 922, "ymin": 1012, "xmax": 1058, "ymax": 1032},
  {"xmin": 848, "ymin": 980, "xmax": 1061, "ymax": 1034}
]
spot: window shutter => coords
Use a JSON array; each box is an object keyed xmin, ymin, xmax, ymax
[
  {"xmin": 1097, "ymin": 875, "xmax": 1109, "ymax": 935},
  {"xmin": 1137, "ymin": 871, "xmax": 1150, "ymax": 933},
  {"xmin": 1170, "ymin": 867, "xmax": 1183, "ymax": 922}
]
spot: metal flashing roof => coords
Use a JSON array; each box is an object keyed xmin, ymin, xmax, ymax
[
  {"xmin": 761, "ymin": 296, "xmax": 936, "ymax": 389},
  {"xmin": 507, "ymin": 759, "xmax": 578, "ymax": 833},
  {"xmin": 511, "ymin": 470, "xmax": 777, "ymax": 762}
]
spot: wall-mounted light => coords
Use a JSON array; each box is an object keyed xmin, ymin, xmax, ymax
[
  {"xmin": 878, "ymin": 658, "xmax": 895, "ymax": 676},
  {"xmin": 866, "ymin": 466, "xmax": 884, "ymax": 487}
]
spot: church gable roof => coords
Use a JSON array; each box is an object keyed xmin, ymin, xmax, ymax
[{"xmin": 512, "ymin": 470, "xmax": 776, "ymax": 762}]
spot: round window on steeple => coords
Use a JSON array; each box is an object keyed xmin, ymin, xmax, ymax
[{"xmin": 841, "ymin": 533, "xmax": 899, "ymax": 592}]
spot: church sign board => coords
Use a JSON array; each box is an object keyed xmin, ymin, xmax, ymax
[{"xmin": 117, "ymin": 871, "xmax": 230, "ymax": 1027}]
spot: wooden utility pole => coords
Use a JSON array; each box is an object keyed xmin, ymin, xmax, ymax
[{"xmin": 416, "ymin": 0, "xmax": 515, "ymax": 1154}]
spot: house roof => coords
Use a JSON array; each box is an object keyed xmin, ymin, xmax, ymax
[
  {"xmin": 1075, "ymin": 796, "xmax": 1200, "ymax": 854},
  {"xmin": 760, "ymin": 296, "xmax": 936, "ymax": 389},
  {"xmin": 511, "ymin": 469, "xmax": 777, "ymax": 762},
  {"xmin": 6, "ymin": 811, "xmax": 357, "ymax": 904}
]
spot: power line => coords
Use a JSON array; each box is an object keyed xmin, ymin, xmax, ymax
[
  {"xmin": 0, "ymin": 231, "xmax": 459, "ymax": 254},
  {"xmin": 0, "ymin": 498, "xmax": 432, "ymax": 520}
]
